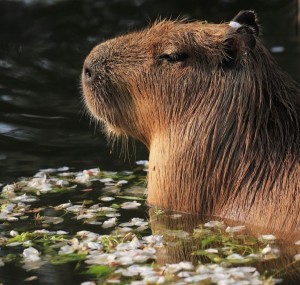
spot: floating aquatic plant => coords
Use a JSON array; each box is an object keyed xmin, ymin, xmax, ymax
[{"xmin": 0, "ymin": 164, "xmax": 299, "ymax": 285}]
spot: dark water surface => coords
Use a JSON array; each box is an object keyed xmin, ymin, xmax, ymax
[
  {"xmin": 0, "ymin": 0, "xmax": 299, "ymax": 184},
  {"xmin": 0, "ymin": 0, "xmax": 300, "ymax": 284}
]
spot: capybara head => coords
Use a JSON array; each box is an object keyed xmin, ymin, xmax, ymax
[
  {"xmin": 82, "ymin": 11, "xmax": 261, "ymax": 144},
  {"xmin": 82, "ymin": 11, "xmax": 300, "ymax": 232}
]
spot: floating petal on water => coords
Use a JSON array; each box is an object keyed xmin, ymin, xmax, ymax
[
  {"xmin": 102, "ymin": 218, "xmax": 117, "ymax": 228},
  {"xmin": 81, "ymin": 281, "xmax": 96, "ymax": 285},
  {"xmin": 59, "ymin": 245, "xmax": 75, "ymax": 255},
  {"xmin": 142, "ymin": 235, "xmax": 163, "ymax": 246},
  {"xmin": 205, "ymin": 248, "xmax": 219, "ymax": 253},
  {"xmin": 294, "ymin": 254, "xmax": 300, "ymax": 261},
  {"xmin": 260, "ymin": 234, "xmax": 276, "ymax": 241},
  {"xmin": 56, "ymin": 230, "xmax": 68, "ymax": 235},
  {"xmin": 23, "ymin": 247, "xmax": 41, "ymax": 262},
  {"xmin": 225, "ymin": 225, "xmax": 246, "ymax": 233},
  {"xmin": 66, "ymin": 205, "xmax": 84, "ymax": 213},
  {"xmin": 99, "ymin": 178, "xmax": 114, "ymax": 183},
  {"xmin": 10, "ymin": 230, "xmax": 18, "ymax": 237},
  {"xmin": 204, "ymin": 221, "xmax": 224, "ymax": 228},
  {"xmin": 227, "ymin": 253, "xmax": 244, "ymax": 260},
  {"xmin": 87, "ymin": 242, "xmax": 102, "ymax": 250},
  {"xmin": 100, "ymin": 197, "xmax": 115, "ymax": 202},
  {"xmin": 7, "ymin": 242, "xmax": 23, "ymax": 247},
  {"xmin": 12, "ymin": 194, "xmax": 38, "ymax": 203},
  {"xmin": 116, "ymin": 180, "xmax": 128, "ymax": 186},
  {"xmin": 121, "ymin": 201, "xmax": 141, "ymax": 209}
]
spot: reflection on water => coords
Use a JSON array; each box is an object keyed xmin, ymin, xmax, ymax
[{"xmin": 150, "ymin": 210, "xmax": 300, "ymax": 285}]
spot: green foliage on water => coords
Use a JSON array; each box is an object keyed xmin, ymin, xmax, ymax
[
  {"xmin": 84, "ymin": 265, "xmax": 112, "ymax": 277},
  {"xmin": 0, "ymin": 166, "xmax": 299, "ymax": 284}
]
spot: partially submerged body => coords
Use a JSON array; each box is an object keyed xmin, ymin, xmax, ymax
[{"xmin": 82, "ymin": 11, "xmax": 300, "ymax": 232}]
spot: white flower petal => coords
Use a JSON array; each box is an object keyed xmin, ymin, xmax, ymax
[
  {"xmin": 59, "ymin": 245, "xmax": 75, "ymax": 255},
  {"xmin": 205, "ymin": 248, "xmax": 218, "ymax": 253},
  {"xmin": 102, "ymin": 218, "xmax": 117, "ymax": 228},
  {"xmin": 12, "ymin": 194, "xmax": 38, "ymax": 202},
  {"xmin": 100, "ymin": 197, "xmax": 115, "ymax": 202},
  {"xmin": 294, "ymin": 254, "xmax": 300, "ymax": 261},
  {"xmin": 87, "ymin": 242, "xmax": 102, "ymax": 250},
  {"xmin": 226, "ymin": 253, "xmax": 244, "ymax": 260},
  {"xmin": 142, "ymin": 235, "xmax": 163, "ymax": 246},
  {"xmin": 116, "ymin": 180, "xmax": 128, "ymax": 186},
  {"xmin": 99, "ymin": 178, "xmax": 114, "ymax": 183},
  {"xmin": 81, "ymin": 281, "xmax": 96, "ymax": 285},
  {"xmin": 136, "ymin": 160, "xmax": 149, "ymax": 166},
  {"xmin": 7, "ymin": 242, "xmax": 23, "ymax": 247},
  {"xmin": 261, "ymin": 234, "xmax": 276, "ymax": 241},
  {"xmin": 23, "ymin": 247, "xmax": 40, "ymax": 262},
  {"xmin": 178, "ymin": 261, "xmax": 194, "ymax": 271},
  {"xmin": 10, "ymin": 230, "xmax": 18, "ymax": 237},
  {"xmin": 225, "ymin": 225, "xmax": 246, "ymax": 233},
  {"xmin": 121, "ymin": 201, "xmax": 141, "ymax": 209},
  {"xmin": 66, "ymin": 205, "xmax": 84, "ymax": 213},
  {"xmin": 262, "ymin": 244, "xmax": 272, "ymax": 255},
  {"xmin": 204, "ymin": 221, "xmax": 224, "ymax": 228}
]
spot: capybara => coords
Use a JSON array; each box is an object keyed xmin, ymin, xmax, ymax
[{"xmin": 82, "ymin": 11, "xmax": 300, "ymax": 232}]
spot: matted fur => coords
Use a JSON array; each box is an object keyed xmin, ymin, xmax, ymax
[{"xmin": 82, "ymin": 15, "xmax": 300, "ymax": 232}]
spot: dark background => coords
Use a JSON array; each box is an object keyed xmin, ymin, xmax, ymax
[{"xmin": 0, "ymin": 0, "xmax": 299, "ymax": 184}]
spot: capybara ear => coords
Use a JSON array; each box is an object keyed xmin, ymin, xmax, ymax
[
  {"xmin": 223, "ymin": 11, "xmax": 259, "ymax": 66},
  {"xmin": 230, "ymin": 10, "xmax": 259, "ymax": 36}
]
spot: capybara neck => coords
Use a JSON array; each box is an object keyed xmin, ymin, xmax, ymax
[{"xmin": 82, "ymin": 11, "xmax": 300, "ymax": 232}]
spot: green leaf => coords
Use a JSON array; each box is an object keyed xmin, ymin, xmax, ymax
[
  {"xmin": 201, "ymin": 236, "xmax": 219, "ymax": 249},
  {"xmin": 51, "ymin": 253, "xmax": 86, "ymax": 265},
  {"xmin": 84, "ymin": 265, "xmax": 112, "ymax": 277}
]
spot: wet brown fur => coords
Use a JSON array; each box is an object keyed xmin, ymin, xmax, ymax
[{"xmin": 82, "ymin": 16, "xmax": 300, "ymax": 232}]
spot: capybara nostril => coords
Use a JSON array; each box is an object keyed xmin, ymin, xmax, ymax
[
  {"xmin": 83, "ymin": 58, "xmax": 95, "ymax": 83},
  {"xmin": 84, "ymin": 66, "xmax": 92, "ymax": 81}
]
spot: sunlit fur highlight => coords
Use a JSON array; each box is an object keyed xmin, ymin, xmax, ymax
[{"xmin": 82, "ymin": 18, "xmax": 300, "ymax": 232}]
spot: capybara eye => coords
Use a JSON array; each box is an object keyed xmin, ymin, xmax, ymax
[{"xmin": 157, "ymin": 52, "xmax": 188, "ymax": 63}]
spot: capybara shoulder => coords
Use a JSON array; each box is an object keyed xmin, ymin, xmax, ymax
[{"xmin": 82, "ymin": 11, "xmax": 300, "ymax": 233}]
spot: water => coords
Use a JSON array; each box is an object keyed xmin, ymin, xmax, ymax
[
  {"xmin": 1, "ymin": 167, "xmax": 299, "ymax": 285},
  {"xmin": 0, "ymin": 0, "xmax": 299, "ymax": 284},
  {"xmin": 0, "ymin": 0, "xmax": 299, "ymax": 184}
]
